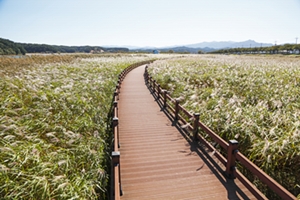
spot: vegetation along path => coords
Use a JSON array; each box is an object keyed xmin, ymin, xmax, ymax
[{"xmin": 117, "ymin": 65, "xmax": 256, "ymax": 200}]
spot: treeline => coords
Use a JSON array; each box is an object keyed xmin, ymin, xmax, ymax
[
  {"xmin": 0, "ymin": 37, "xmax": 129, "ymax": 55},
  {"xmin": 0, "ymin": 38, "xmax": 26, "ymax": 55},
  {"xmin": 212, "ymin": 43, "xmax": 300, "ymax": 54},
  {"xmin": 20, "ymin": 43, "xmax": 129, "ymax": 54}
]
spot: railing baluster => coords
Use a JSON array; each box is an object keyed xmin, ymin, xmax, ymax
[
  {"xmin": 114, "ymin": 101, "xmax": 118, "ymax": 117},
  {"xmin": 117, "ymin": 80, "xmax": 121, "ymax": 91},
  {"xmin": 116, "ymin": 85, "xmax": 119, "ymax": 98},
  {"xmin": 175, "ymin": 99, "xmax": 180, "ymax": 120},
  {"xmin": 193, "ymin": 113, "xmax": 200, "ymax": 140},
  {"xmin": 112, "ymin": 151, "xmax": 122, "ymax": 198},
  {"xmin": 113, "ymin": 117, "xmax": 120, "ymax": 149},
  {"xmin": 163, "ymin": 90, "xmax": 167, "ymax": 108},
  {"xmin": 157, "ymin": 84, "xmax": 161, "ymax": 100},
  {"xmin": 149, "ymin": 76, "xmax": 152, "ymax": 89},
  {"xmin": 226, "ymin": 140, "xmax": 239, "ymax": 179},
  {"xmin": 114, "ymin": 91, "xmax": 118, "ymax": 101}
]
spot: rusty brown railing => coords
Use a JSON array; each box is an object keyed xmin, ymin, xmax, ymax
[
  {"xmin": 111, "ymin": 60, "xmax": 155, "ymax": 200},
  {"xmin": 144, "ymin": 66, "xmax": 297, "ymax": 200}
]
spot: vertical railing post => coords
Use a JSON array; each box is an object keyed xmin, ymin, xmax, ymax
[
  {"xmin": 112, "ymin": 151, "xmax": 122, "ymax": 197},
  {"xmin": 148, "ymin": 76, "xmax": 151, "ymax": 89},
  {"xmin": 113, "ymin": 101, "xmax": 118, "ymax": 118},
  {"xmin": 146, "ymin": 73, "xmax": 149, "ymax": 84},
  {"xmin": 113, "ymin": 117, "xmax": 120, "ymax": 148},
  {"xmin": 112, "ymin": 151, "xmax": 120, "ymax": 166},
  {"xmin": 152, "ymin": 80, "xmax": 156, "ymax": 94},
  {"xmin": 116, "ymin": 85, "xmax": 119, "ymax": 96},
  {"xmin": 117, "ymin": 80, "xmax": 121, "ymax": 91},
  {"xmin": 120, "ymin": 72, "xmax": 124, "ymax": 82},
  {"xmin": 157, "ymin": 84, "xmax": 161, "ymax": 100},
  {"xmin": 175, "ymin": 99, "xmax": 180, "ymax": 120},
  {"xmin": 226, "ymin": 139, "xmax": 239, "ymax": 179},
  {"xmin": 163, "ymin": 90, "xmax": 167, "ymax": 108},
  {"xmin": 193, "ymin": 113, "xmax": 200, "ymax": 140},
  {"xmin": 114, "ymin": 91, "xmax": 119, "ymax": 101},
  {"xmin": 144, "ymin": 68, "xmax": 149, "ymax": 84}
]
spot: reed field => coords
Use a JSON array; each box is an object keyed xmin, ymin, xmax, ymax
[
  {"xmin": 0, "ymin": 53, "xmax": 162, "ymax": 199},
  {"xmin": 148, "ymin": 54, "xmax": 300, "ymax": 198}
]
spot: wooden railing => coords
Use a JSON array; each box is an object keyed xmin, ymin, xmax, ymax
[
  {"xmin": 144, "ymin": 66, "xmax": 297, "ymax": 200},
  {"xmin": 111, "ymin": 60, "xmax": 155, "ymax": 200}
]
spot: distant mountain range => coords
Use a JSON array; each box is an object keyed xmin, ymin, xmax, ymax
[
  {"xmin": 184, "ymin": 40, "xmax": 272, "ymax": 49},
  {"xmin": 129, "ymin": 40, "xmax": 273, "ymax": 53},
  {"xmin": 1, "ymin": 37, "xmax": 274, "ymax": 55}
]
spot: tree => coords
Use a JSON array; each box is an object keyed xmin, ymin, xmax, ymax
[
  {"xmin": 0, "ymin": 37, "xmax": 27, "ymax": 55},
  {"xmin": 294, "ymin": 44, "xmax": 300, "ymax": 54}
]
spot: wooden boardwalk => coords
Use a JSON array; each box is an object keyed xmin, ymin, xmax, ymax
[{"xmin": 118, "ymin": 65, "xmax": 256, "ymax": 200}]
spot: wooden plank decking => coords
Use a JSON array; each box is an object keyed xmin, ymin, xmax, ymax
[{"xmin": 118, "ymin": 65, "xmax": 256, "ymax": 200}]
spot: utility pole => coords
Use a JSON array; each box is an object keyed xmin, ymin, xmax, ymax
[{"xmin": 296, "ymin": 37, "xmax": 298, "ymax": 44}]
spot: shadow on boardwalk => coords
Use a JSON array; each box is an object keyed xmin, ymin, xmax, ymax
[
  {"xmin": 118, "ymin": 66, "xmax": 256, "ymax": 200},
  {"xmin": 145, "ymin": 75, "xmax": 251, "ymax": 200}
]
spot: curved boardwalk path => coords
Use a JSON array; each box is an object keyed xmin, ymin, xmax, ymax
[{"xmin": 118, "ymin": 65, "xmax": 256, "ymax": 200}]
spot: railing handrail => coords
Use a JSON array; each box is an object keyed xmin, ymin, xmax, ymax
[
  {"xmin": 111, "ymin": 60, "xmax": 155, "ymax": 200},
  {"xmin": 144, "ymin": 67, "xmax": 297, "ymax": 200}
]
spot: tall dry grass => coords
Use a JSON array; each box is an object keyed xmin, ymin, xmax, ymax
[
  {"xmin": 0, "ymin": 53, "xmax": 159, "ymax": 199},
  {"xmin": 148, "ymin": 54, "xmax": 300, "ymax": 199}
]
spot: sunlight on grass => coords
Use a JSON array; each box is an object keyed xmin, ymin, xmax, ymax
[
  {"xmin": 148, "ymin": 54, "xmax": 300, "ymax": 198},
  {"xmin": 0, "ymin": 53, "xmax": 164, "ymax": 199}
]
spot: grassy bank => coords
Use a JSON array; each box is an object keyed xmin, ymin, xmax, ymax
[
  {"xmin": 0, "ymin": 54, "xmax": 158, "ymax": 199},
  {"xmin": 148, "ymin": 54, "xmax": 300, "ymax": 198}
]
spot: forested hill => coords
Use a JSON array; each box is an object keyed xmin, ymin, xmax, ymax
[
  {"xmin": 0, "ymin": 38, "xmax": 26, "ymax": 55},
  {"xmin": 0, "ymin": 37, "xmax": 129, "ymax": 55},
  {"xmin": 19, "ymin": 43, "xmax": 129, "ymax": 54}
]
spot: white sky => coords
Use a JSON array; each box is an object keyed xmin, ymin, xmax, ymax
[{"xmin": 0, "ymin": 0, "xmax": 299, "ymax": 47}]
